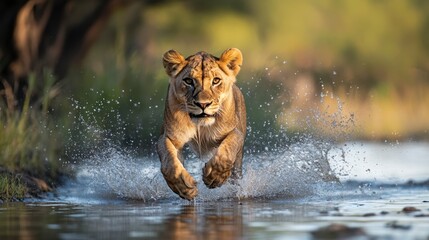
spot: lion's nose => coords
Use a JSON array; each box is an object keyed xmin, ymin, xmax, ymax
[{"xmin": 195, "ymin": 101, "xmax": 212, "ymax": 110}]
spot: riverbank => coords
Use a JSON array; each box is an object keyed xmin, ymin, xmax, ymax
[
  {"xmin": 0, "ymin": 83, "xmax": 64, "ymax": 202},
  {"xmin": 0, "ymin": 169, "xmax": 54, "ymax": 202}
]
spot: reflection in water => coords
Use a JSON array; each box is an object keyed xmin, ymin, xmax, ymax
[
  {"xmin": 159, "ymin": 204, "xmax": 242, "ymax": 240},
  {"xmin": 0, "ymin": 202, "xmax": 245, "ymax": 240},
  {"xmin": 0, "ymin": 203, "xmax": 55, "ymax": 240},
  {"xmin": 1, "ymin": 186, "xmax": 429, "ymax": 240}
]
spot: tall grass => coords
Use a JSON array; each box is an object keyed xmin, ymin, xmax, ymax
[
  {"xmin": 0, "ymin": 174, "xmax": 26, "ymax": 201},
  {"xmin": 0, "ymin": 72, "xmax": 63, "ymax": 200}
]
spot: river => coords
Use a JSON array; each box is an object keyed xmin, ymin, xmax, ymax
[{"xmin": 1, "ymin": 141, "xmax": 428, "ymax": 239}]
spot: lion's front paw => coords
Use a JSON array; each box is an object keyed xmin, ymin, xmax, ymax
[
  {"xmin": 162, "ymin": 167, "xmax": 198, "ymax": 200},
  {"xmin": 202, "ymin": 159, "xmax": 233, "ymax": 189}
]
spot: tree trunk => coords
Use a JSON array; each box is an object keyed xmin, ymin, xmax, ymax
[{"xmin": 0, "ymin": 0, "xmax": 128, "ymax": 110}]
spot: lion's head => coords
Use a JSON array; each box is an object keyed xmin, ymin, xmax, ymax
[{"xmin": 163, "ymin": 48, "xmax": 243, "ymax": 126}]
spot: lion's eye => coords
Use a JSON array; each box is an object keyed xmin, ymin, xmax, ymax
[
  {"xmin": 212, "ymin": 77, "xmax": 221, "ymax": 85},
  {"xmin": 183, "ymin": 77, "xmax": 194, "ymax": 86}
]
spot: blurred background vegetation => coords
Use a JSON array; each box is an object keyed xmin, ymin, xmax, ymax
[
  {"xmin": 1, "ymin": 0, "xmax": 429, "ymax": 194},
  {"xmin": 73, "ymin": 0, "xmax": 429, "ymax": 143}
]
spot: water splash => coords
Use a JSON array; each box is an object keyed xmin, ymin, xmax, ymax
[
  {"xmin": 61, "ymin": 66, "xmax": 357, "ymax": 203},
  {"xmin": 60, "ymin": 134, "xmax": 345, "ymax": 203}
]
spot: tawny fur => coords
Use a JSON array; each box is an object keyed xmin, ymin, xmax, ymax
[{"xmin": 157, "ymin": 48, "xmax": 246, "ymax": 200}]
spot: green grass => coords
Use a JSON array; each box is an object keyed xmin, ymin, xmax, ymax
[
  {"xmin": 0, "ymin": 174, "xmax": 27, "ymax": 201},
  {"xmin": 0, "ymin": 72, "xmax": 63, "ymax": 201}
]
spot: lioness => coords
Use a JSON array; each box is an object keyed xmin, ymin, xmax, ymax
[{"xmin": 157, "ymin": 48, "xmax": 246, "ymax": 200}]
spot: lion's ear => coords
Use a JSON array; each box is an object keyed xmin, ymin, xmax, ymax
[
  {"xmin": 220, "ymin": 48, "xmax": 243, "ymax": 76},
  {"xmin": 163, "ymin": 50, "xmax": 186, "ymax": 77}
]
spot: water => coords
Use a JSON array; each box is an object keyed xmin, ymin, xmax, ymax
[
  {"xmin": 58, "ymin": 140, "xmax": 338, "ymax": 203},
  {"xmin": 1, "ymin": 142, "xmax": 429, "ymax": 239},
  {"xmin": 2, "ymin": 87, "xmax": 429, "ymax": 239}
]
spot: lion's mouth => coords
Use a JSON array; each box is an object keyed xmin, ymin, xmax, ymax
[{"xmin": 189, "ymin": 113, "xmax": 214, "ymax": 118}]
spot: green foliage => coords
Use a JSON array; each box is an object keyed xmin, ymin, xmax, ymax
[
  {"xmin": 106, "ymin": 0, "xmax": 429, "ymax": 88},
  {"xmin": 64, "ymin": 0, "xmax": 429, "ymax": 144},
  {"xmin": 0, "ymin": 174, "xmax": 27, "ymax": 201},
  {"xmin": 0, "ymin": 72, "xmax": 63, "ymax": 183}
]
